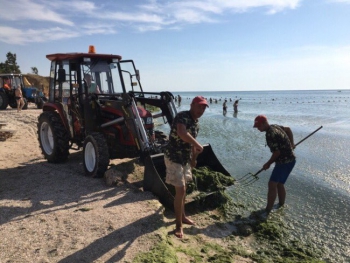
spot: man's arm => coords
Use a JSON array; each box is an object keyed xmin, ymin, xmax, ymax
[
  {"xmin": 176, "ymin": 123, "xmax": 203, "ymax": 154},
  {"xmin": 263, "ymin": 150, "xmax": 280, "ymax": 170},
  {"xmin": 96, "ymin": 85, "xmax": 101, "ymax": 94},
  {"xmin": 283, "ymin": 126, "xmax": 295, "ymax": 148},
  {"xmin": 190, "ymin": 145, "xmax": 200, "ymax": 168}
]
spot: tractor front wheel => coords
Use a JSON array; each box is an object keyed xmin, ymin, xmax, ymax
[{"xmin": 83, "ymin": 132, "xmax": 109, "ymax": 178}]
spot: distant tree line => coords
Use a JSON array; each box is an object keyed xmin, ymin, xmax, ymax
[
  {"xmin": 0, "ymin": 52, "xmax": 21, "ymax": 74},
  {"xmin": 0, "ymin": 52, "xmax": 39, "ymax": 75}
]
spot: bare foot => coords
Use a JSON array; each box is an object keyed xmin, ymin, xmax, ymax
[
  {"xmin": 182, "ymin": 217, "xmax": 195, "ymax": 225},
  {"xmin": 174, "ymin": 227, "xmax": 183, "ymax": 238}
]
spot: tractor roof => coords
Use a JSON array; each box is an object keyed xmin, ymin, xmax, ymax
[
  {"xmin": 46, "ymin": 52, "xmax": 122, "ymax": 62},
  {"xmin": 0, "ymin": 73, "xmax": 22, "ymax": 77}
]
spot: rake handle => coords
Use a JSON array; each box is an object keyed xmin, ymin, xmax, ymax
[
  {"xmin": 253, "ymin": 168, "xmax": 264, "ymax": 177},
  {"xmin": 294, "ymin": 126, "xmax": 323, "ymax": 147}
]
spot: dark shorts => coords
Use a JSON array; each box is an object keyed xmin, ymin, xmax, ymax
[
  {"xmin": 16, "ymin": 97, "xmax": 21, "ymax": 100},
  {"xmin": 270, "ymin": 160, "xmax": 296, "ymax": 184}
]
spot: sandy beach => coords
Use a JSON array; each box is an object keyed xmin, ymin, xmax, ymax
[{"xmin": 0, "ymin": 104, "xmax": 254, "ymax": 263}]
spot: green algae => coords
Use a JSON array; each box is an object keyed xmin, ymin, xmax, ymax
[
  {"xmin": 136, "ymin": 165, "xmax": 325, "ymax": 263},
  {"xmin": 132, "ymin": 240, "xmax": 178, "ymax": 263},
  {"xmin": 255, "ymin": 220, "xmax": 286, "ymax": 241},
  {"xmin": 227, "ymin": 243, "xmax": 251, "ymax": 258},
  {"xmin": 200, "ymin": 242, "xmax": 235, "ymax": 263},
  {"xmin": 259, "ymin": 222, "xmax": 321, "ymax": 256},
  {"xmin": 164, "ymin": 166, "xmax": 236, "ymax": 215},
  {"xmin": 187, "ymin": 166, "xmax": 236, "ymax": 215},
  {"xmin": 187, "ymin": 166, "xmax": 235, "ymax": 193},
  {"xmin": 132, "ymin": 231, "xmax": 238, "ymax": 263},
  {"xmin": 132, "ymin": 213, "xmax": 325, "ymax": 263},
  {"xmin": 247, "ymin": 215, "xmax": 324, "ymax": 263}
]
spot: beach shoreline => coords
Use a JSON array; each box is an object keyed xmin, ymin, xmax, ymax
[{"xmin": 0, "ymin": 104, "xmax": 257, "ymax": 262}]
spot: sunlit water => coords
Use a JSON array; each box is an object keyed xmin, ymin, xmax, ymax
[{"xmin": 157, "ymin": 90, "xmax": 350, "ymax": 262}]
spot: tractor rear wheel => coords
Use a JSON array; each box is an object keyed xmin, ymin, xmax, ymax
[
  {"xmin": 37, "ymin": 111, "xmax": 70, "ymax": 163},
  {"xmin": 0, "ymin": 93, "xmax": 9, "ymax": 110},
  {"xmin": 83, "ymin": 132, "xmax": 109, "ymax": 178}
]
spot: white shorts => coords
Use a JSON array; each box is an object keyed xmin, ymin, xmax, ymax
[{"xmin": 164, "ymin": 156, "xmax": 192, "ymax": 187}]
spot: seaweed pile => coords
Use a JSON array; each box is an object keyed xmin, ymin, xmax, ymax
[
  {"xmin": 187, "ymin": 166, "xmax": 235, "ymax": 194},
  {"xmin": 185, "ymin": 166, "xmax": 236, "ymax": 213}
]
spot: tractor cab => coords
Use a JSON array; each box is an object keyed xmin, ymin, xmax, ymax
[{"xmin": 0, "ymin": 74, "xmax": 22, "ymax": 91}]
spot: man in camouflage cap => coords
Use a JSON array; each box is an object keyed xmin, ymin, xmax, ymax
[{"xmin": 164, "ymin": 96, "xmax": 208, "ymax": 238}]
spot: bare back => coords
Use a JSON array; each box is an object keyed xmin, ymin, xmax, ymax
[{"xmin": 15, "ymin": 88, "xmax": 22, "ymax": 97}]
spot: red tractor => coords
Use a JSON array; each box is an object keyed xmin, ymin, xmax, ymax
[
  {"xmin": 37, "ymin": 46, "xmax": 177, "ymax": 177},
  {"xmin": 37, "ymin": 46, "xmax": 232, "ymax": 208}
]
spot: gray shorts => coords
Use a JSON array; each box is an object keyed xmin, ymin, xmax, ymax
[{"xmin": 164, "ymin": 156, "xmax": 192, "ymax": 187}]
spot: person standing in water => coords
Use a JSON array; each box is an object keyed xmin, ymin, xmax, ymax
[
  {"xmin": 223, "ymin": 99, "xmax": 227, "ymax": 115},
  {"xmin": 253, "ymin": 115, "xmax": 296, "ymax": 215},
  {"xmin": 233, "ymin": 100, "xmax": 239, "ymax": 113},
  {"xmin": 178, "ymin": 95, "xmax": 182, "ymax": 106}
]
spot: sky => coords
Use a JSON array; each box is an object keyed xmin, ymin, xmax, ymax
[{"xmin": 1, "ymin": 0, "xmax": 350, "ymax": 92}]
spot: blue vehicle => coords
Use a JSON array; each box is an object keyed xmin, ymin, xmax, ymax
[
  {"xmin": 21, "ymin": 85, "xmax": 47, "ymax": 109},
  {"xmin": 0, "ymin": 74, "xmax": 47, "ymax": 110},
  {"xmin": 0, "ymin": 74, "xmax": 28, "ymax": 110}
]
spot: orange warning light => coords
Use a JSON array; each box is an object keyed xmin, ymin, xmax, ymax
[{"xmin": 88, "ymin": 45, "xmax": 96, "ymax": 54}]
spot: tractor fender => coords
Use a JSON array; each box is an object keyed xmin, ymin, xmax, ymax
[{"xmin": 42, "ymin": 102, "xmax": 71, "ymax": 135}]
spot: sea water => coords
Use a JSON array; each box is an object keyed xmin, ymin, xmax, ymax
[{"xmin": 158, "ymin": 90, "xmax": 350, "ymax": 262}]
